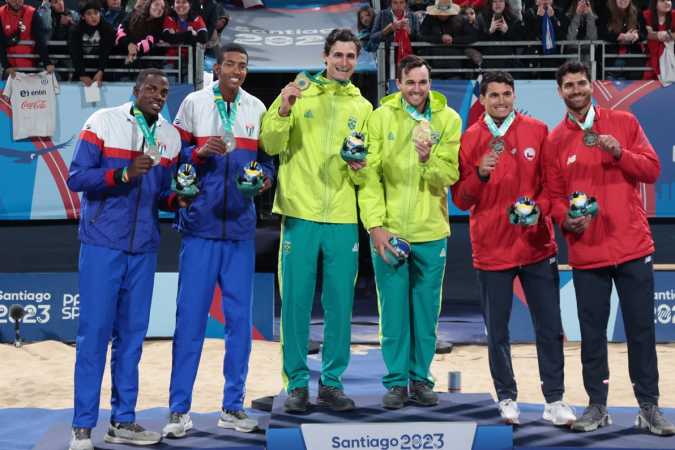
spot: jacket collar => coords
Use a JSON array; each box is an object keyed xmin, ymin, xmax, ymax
[
  {"xmin": 563, "ymin": 105, "xmax": 603, "ymax": 130},
  {"xmin": 120, "ymin": 101, "xmax": 166, "ymax": 128}
]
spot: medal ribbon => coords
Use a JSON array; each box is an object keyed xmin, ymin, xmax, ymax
[
  {"xmin": 132, "ymin": 105, "xmax": 157, "ymax": 148},
  {"xmin": 298, "ymin": 71, "xmax": 349, "ymax": 87},
  {"xmin": 567, "ymin": 105, "xmax": 596, "ymax": 131},
  {"xmin": 401, "ymin": 96, "xmax": 432, "ymax": 123},
  {"xmin": 484, "ymin": 110, "xmax": 515, "ymax": 138},
  {"xmin": 213, "ymin": 85, "xmax": 240, "ymax": 136}
]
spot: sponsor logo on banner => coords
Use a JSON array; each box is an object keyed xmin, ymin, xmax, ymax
[
  {"xmin": 654, "ymin": 287, "xmax": 675, "ymax": 325},
  {"xmin": 301, "ymin": 422, "xmax": 477, "ymax": 450}
]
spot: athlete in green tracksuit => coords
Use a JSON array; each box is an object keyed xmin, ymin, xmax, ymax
[
  {"xmin": 359, "ymin": 55, "xmax": 461, "ymax": 410},
  {"xmin": 259, "ymin": 29, "xmax": 373, "ymax": 414}
]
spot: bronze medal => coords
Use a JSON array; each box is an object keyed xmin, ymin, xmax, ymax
[
  {"xmin": 489, "ymin": 137, "xmax": 506, "ymax": 155},
  {"xmin": 294, "ymin": 73, "xmax": 311, "ymax": 91},
  {"xmin": 412, "ymin": 122, "xmax": 431, "ymax": 142},
  {"xmin": 582, "ymin": 129, "xmax": 599, "ymax": 147}
]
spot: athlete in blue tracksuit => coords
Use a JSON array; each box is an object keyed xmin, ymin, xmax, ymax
[
  {"xmin": 66, "ymin": 69, "xmax": 196, "ymax": 450},
  {"xmin": 163, "ymin": 43, "xmax": 274, "ymax": 438}
]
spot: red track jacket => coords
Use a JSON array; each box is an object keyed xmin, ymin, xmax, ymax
[
  {"xmin": 543, "ymin": 106, "xmax": 659, "ymax": 270},
  {"xmin": 451, "ymin": 111, "xmax": 558, "ymax": 271}
]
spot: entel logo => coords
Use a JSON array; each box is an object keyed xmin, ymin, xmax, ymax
[{"xmin": 20, "ymin": 90, "xmax": 29, "ymax": 98}]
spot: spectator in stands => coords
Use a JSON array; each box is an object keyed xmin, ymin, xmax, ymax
[
  {"xmin": 0, "ymin": 0, "xmax": 54, "ymax": 79},
  {"xmin": 38, "ymin": 0, "xmax": 78, "ymax": 80},
  {"xmin": 102, "ymin": 0, "xmax": 128, "ymax": 29},
  {"xmin": 371, "ymin": 0, "xmax": 420, "ymax": 63},
  {"xmin": 69, "ymin": 0, "xmax": 115, "ymax": 87},
  {"xmin": 474, "ymin": 0, "xmax": 523, "ymax": 69},
  {"xmin": 598, "ymin": 0, "xmax": 647, "ymax": 79},
  {"xmin": 357, "ymin": 5, "xmax": 377, "ymax": 52},
  {"xmin": 566, "ymin": 0, "xmax": 598, "ymax": 40},
  {"xmin": 522, "ymin": 0, "xmax": 569, "ymax": 78},
  {"xmin": 643, "ymin": 0, "xmax": 675, "ymax": 82},
  {"xmin": 408, "ymin": 0, "xmax": 429, "ymax": 21},
  {"xmin": 417, "ymin": 0, "xmax": 478, "ymax": 77},
  {"xmin": 189, "ymin": 0, "xmax": 217, "ymax": 47},
  {"xmin": 205, "ymin": 6, "xmax": 227, "ymax": 58},
  {"xmin": 116, "ymin": 0, "xmax": 166, "ymax": 68},
  {"xmin": 461, "ymin": 4, "xmax": 478, "ymax": 24},
  {"xmin": 162, "ymin": 0, "xmax": 207, "ymax": 81}
]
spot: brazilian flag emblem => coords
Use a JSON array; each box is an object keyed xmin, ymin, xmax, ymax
[
  {"xmin": 348, "ymin": 116, "xmax": 357, "ymax": 130},
  {"xmin": 431, "ymin": 132, "xmax": 440, "ymax": 144}
]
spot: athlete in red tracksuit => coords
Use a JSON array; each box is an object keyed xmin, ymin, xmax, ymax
[
  {"xmin": 544, "ymin": 61, "xmax": 675, "ymax": 435},
  {"xmin": 451, "ymin": 71, "xmax": 575, "ymax": 427}
]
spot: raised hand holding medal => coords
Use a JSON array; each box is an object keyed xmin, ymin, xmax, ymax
[
  {"xmin": 132, "ymin": 105, "xmax": 162, "ymax": 166},
  {"xmin": 402, "ymin": 96, "xmax": 435, "ymax": 162},
  {"xmin": 568, "ymin": 105, "xmax": 598, "ymax": 147}
]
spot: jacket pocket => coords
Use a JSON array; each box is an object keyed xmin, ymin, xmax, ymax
[{"xmin": 89, "ymin": 195, "xmax": 107, "ymax": 224}]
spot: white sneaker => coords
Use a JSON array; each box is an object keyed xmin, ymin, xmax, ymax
[
  {"xmin": 218, "ymin": 410, "xmax": 260, "ymax": 433},
  {"xmin": 544, "ymin": 400, "xmax": 577, "ymax": 426},
  {"xmin": 499, "ymin": 399, "xmax": 520, "ymax": 425},
  {"xmin": 69, "ymin": 428, "xmax": 93, "ymax": 450},
  {"xmin": 163, "ymin": 412, "xmax": 192, "ymax": 438}
]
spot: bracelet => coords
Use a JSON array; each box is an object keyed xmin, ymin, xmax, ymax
[{"xmin": 122, "ymin": 167, "xmax": 129, "ymax": 182}]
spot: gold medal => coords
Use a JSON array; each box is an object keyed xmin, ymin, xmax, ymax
[
  {"xmin": 413, "ymin": 122, "xmax": 431, "ymax": 142},
  {"xmin": 294, "ymin": 73, "xmax": 311, "ymax": 91},
  {"xmin": 489, "ymin": 137, "xmax": 506, "ymax": 155},
  {"xmin": 582, "ymin": 129, "xmax": 599, "ymax": 147}
]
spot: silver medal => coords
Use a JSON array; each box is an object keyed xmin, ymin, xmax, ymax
[
  {"xmin": 146, "ymin": 145, "xmax": 161, "ymax": 166},
  {"xmin": 222, "ymin": 133, "xmax": 237, "ymax": 153}
]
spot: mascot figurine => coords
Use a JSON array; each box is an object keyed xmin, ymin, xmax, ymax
[
  {"xmin": 236, "ymin": 161, "xmax": 264, "ymax": 198},
  {"xmin": 567, "ymin": 191, "xmax": 599, "ymax": 219},
  {"xmin": 385, "ymin": 236, "xmax": 412, "ymax": 267},
  {"xmin": 507, "ymin": 196, "xmax": 539, "ymax": 226},
  {"xmin": 340, "ymin": 132, "xmax": 369, "ymax": 163},
  {"xmin": 171, "ymin": 164, "xmax": 199, "ymax": 196}
]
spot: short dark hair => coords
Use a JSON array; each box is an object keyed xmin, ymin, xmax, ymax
[
  {"xmin": 396, "ymin": 54, "xmax": 431, "ymax": 81},
  {"xmin": 217, "ymin": 43, "xmax": 249, "ymax": 65},
  {"xmin": 556, "ymin": 61, "xmax": 592, "ymax": 87},
  {"xmin": 136, "ymin": 68, "xmax": 168, "ymax": 87},
  {"xmin": 479, "ymin": 71, "xmax": 515, "ymax": 96},
  {"xmin": 79, "ymin": 0, "xmax": 101, "ymax": 16},
  {"xmin": 323, "ymin": 28, "xmax": 361, "ymax": 57}
]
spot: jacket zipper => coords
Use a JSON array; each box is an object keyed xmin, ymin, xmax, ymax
[
  {"xmin": 90, "ymin": 194, "xmax": 107, "ymax": 224},
  {"xmin": 129, "ymin": 137, "xmax": 146, "ymax": 253},
  {"xmin": 222, "ymin": 152, "xmax": 229, "ymax": 239}
]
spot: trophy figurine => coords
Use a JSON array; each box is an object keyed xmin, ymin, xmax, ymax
[
  {"xmin": 507, "ymin": 196, "xmax": 539, "ymax": 226},
  {"xmin": 567, "ymin": 191, "xmax": 599, "ymax": 219},
  {"xmin": 385, "ymin": 236, "xmax": 412, "ymax": 267},
  {"xmin": 236, "ymin": 161, "xmax": 264, "ymax": 198},
  {"xmin": 340, "ymin": 132, "xmax": 369, "ymax": 163},
  {"xmin": 171, "ymin": 163, "xmax": 199, "ymax": 196}
]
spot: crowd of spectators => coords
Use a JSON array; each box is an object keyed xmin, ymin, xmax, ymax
[
  {"xmin": 0, "ymin": 0, "xmax": 226, "ymax": 83},
  {"xmin": 368, "ymin": 0, "xmax": 675, "ymax": 80}
]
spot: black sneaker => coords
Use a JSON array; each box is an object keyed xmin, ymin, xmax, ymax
[
  {"xmin": 103, "ymin": 421, "xmax": 163, "ymax": 445},
  {"xmin": 409, "ymin": 380, "xmax": 439, "ymax": 406},
  {"xmin": 317, "ymin": 379, "xmax": 356, "ymax": 412},
  {"xmin": 283, "ymin": 387, "xmax": 311, "ymax": 414},
  {"xmin": 382, "ymin": 385, "xmax": 409, "ymax": 410},
  {"xmin": 635, "ymin": 404, "xmax": 675, "ymax": 436},
  {"xmin": 571, "ymin": 404, "xmax": 612, "ymax": 432},
  {"xmin": 69, "ymin": 427, "xmax": 93, "ymax": 450}
]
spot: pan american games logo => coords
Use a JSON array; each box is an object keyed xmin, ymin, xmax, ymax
[
  {"xmin": 655, "ymin": 289, "xmax": 675, "ymax": 324},
  {"xmin": 331, "ymin": 433, "xmax": 445, "ymax": 449}
]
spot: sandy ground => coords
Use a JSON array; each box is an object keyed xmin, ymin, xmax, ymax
[{"xmin": 1, "ymin": 340, "xmax": 674, "ymax": 411}]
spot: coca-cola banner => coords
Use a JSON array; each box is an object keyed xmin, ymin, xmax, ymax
[{"xmin": 0, "ymin": 82, "xmax": 194, "ymax": 220}]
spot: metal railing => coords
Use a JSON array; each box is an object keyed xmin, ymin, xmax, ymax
[
  {"xmin": 379, "ymin": 40, "xmax": 652, "ymax": 99},
  {"xmin": 2, "ymin": 40, "xmax": 205, "ymax": 89}
]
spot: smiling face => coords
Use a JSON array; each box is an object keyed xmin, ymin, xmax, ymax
[
  {"xmin": 558, "ymin": 71, "xmax": 593, "ymax": 115},
  {"xmin": 322, "ymin": 40, "xmax": 358, "ymax": 82},
  {"xmin": 214, "ymin": 51, "xmax": 248, "ymax": 93},
  {"xmin": 133, "ymin": 73, "xmax": 170, "ymax": 120},
  {"xmin": 615, "ymin": 0, "xmax": 631, "ymax": 10},
  {"xmin": 149, "ymin": 0, "xmax": 165, "ymax": 19},
  {"xmin": 173, "ymin": 0, "xmax": 190, "ymax": 17},
  {"xmin": 480, "ymin": 82, "xmax": 515, "ymax": 122},
  {"xmin": 396, "ymin": 65, "xmax": 431, "ymax": 112},
  {"xmin": 656, "ymin": 0, "xmax": 672, "ymax": 14}
]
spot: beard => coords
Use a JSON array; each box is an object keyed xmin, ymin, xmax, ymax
[{"xmin": 563, "ymin": 93, "xmax": 591, "ymax": 114}]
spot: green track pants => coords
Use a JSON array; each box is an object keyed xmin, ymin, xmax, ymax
[
  {"xmin": 372, "ymin": 238, "xmax": 447, "ymax": 389},
  {"xmin": 279, "ymin": 217, "xmax": 359, "ymax": 392}
]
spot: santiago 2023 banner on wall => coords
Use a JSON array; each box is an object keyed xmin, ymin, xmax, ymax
[{"xmin": 0, "ymin": 80, "xmax": 674, "ymax": 220}]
